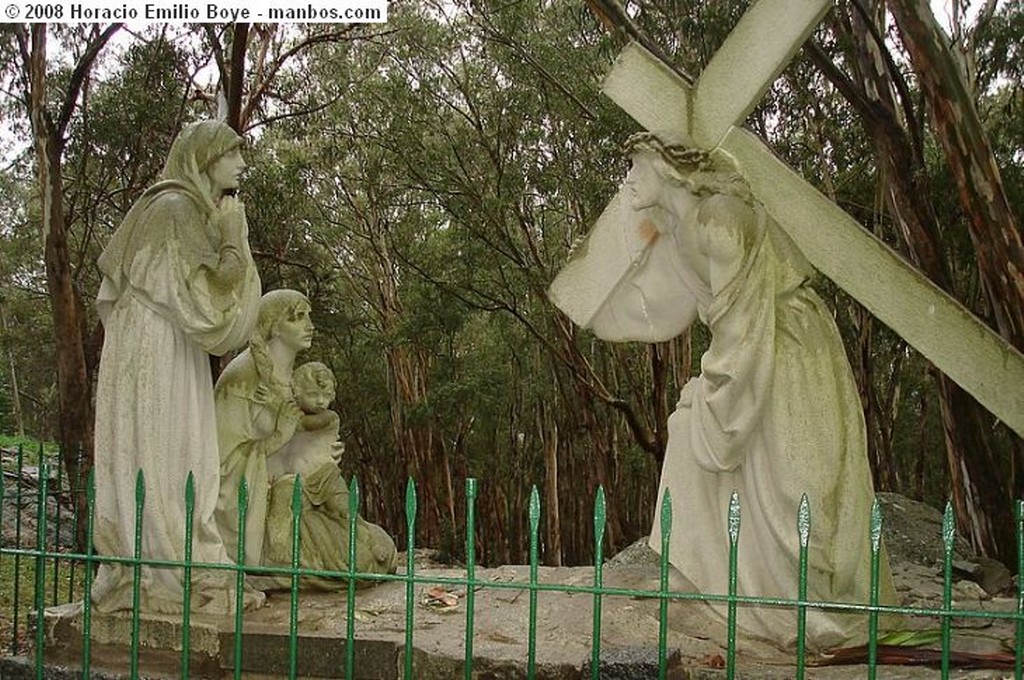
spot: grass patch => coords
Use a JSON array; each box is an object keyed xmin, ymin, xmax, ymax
[
  {"xmin": 1, "ymin": 435, "xmax": 62, "ymax": 479},
  {"xmin": 0, "ymin": 550, "xmax": 85, "ymax": 654},
  {"xmin": 2, "ymin": 434, "xmax": 84, "ymax": 654},
  {"xmin": 0, "ymin": 434, "xmax": 59, "ymax": 459}
]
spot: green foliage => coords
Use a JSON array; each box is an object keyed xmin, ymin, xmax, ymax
[{"xmin": 0, "ymin": 434, "xmax": 56, "ymax": 455}]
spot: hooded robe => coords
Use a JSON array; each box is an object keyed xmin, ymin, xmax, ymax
[{"xmin": 91, "ymin": 121, "xmax": 261, "ymax": 614}]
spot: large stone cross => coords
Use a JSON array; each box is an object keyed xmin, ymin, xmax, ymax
[{"xmin": 551, "ymin": 0, "xmax": 1024, "ymax": 436}]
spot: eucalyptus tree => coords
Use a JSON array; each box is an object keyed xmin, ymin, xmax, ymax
[
  {"xmin": 804, "ymin": 0, "xmax": 1024, "ymax": 566},
  {"xmin": 273, "ymin": 1, "xmax": 689, "ymax": 563},
  {"xmin": 4, "ymin": 24, "xmax": 120, "ymax": 495}
]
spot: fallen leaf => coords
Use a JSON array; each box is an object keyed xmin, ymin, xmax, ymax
[
  {"xmin": 699, "ymin": 654, "xmax": 725, "ymax": 668},
  {"xmin": 876, "ymin": 629, "xmax": 942, "ymax": 646},
  {"xmin": 421, "ymin": 586, "xmax": 460, "ymax": 612}
]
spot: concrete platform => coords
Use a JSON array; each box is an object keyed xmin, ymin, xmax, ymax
[{"xmin": 5, "ymin": 561, "xmax": 1019, "ymax": 679}]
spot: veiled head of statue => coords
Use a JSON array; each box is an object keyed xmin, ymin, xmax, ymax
[
  {"xmin": 161, "ymin": 120, "xmax": 243, "ymax": 202},
  {"xmin": 623, "ymin": 132, "xmax": 752, "ymax": 204},
  {"xmin": 255, "ymin": 289, "xmax": 311, "ymax": 342}
]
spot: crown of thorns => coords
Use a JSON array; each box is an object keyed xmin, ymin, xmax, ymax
[{"xmin": 623, "ymin": 132, "xmax": 715, "ymax": 174}]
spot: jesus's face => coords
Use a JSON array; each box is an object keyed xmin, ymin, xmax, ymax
[{"xmin": 625, "ymin": 153, "xmax": 664, "ymax": 211}]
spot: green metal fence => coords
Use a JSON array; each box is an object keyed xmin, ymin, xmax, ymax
[{"xmin": 1, "ymin": 442, "xmax": 1023, "ymax": 679}]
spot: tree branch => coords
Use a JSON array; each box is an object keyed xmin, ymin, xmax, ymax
[
  {"xmin": 57, "ymin": 23, "xmax": 122, "ymax": 139},
  {"xmin": 849, "ymin": 0, "xmax": 924, "ymax": 163}
]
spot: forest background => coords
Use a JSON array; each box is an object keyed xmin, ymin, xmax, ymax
[{"xmin": 1, "ymin": 0, "xmax": 1022, "ymax": 572}]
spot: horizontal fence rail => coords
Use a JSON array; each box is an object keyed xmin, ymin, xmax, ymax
[{"xmin": 1, "ymin": 442, "xmax": 1023, "ymax": 679}]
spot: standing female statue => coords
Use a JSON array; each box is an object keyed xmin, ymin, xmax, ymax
[
  {"xmin": 553, "ymin": 133, "xmax": 896, "ymax": 648},
  {"xmin": 92, "ymin": 120, "xmax": 262, "ymax": 614},
  {"xmin": 215, "ymin": 290, "xmax": 397, "ymax": 588}
]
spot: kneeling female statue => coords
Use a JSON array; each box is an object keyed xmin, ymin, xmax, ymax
[{"xmin": 215, "ymin": 289, "xmax": 398, "ymax": 588}]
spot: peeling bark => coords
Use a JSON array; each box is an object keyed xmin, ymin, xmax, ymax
[
  {"xmin": 816, "ymin": 1, "xmax": 1020, "ymax": 565},
  {"xmin": 889, "ymin": 0, "xmax": 1024, "ymax": 352},
  {"xmin": 17, "ymin": 24, "xmax": 120, "ymax": 549},
  {"xmin": 886, "ymin": 0, "xmax": 1022, "ymax": 566}
]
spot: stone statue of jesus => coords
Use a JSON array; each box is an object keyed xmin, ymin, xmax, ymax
[{"xmin": 553, "ymin": 132, "xmax": 896, "ymax": 648}]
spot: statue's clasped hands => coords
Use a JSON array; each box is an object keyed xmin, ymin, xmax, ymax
[{"xmin": 214, "ymin": 195, "xmax": 248, "ymax": 246}]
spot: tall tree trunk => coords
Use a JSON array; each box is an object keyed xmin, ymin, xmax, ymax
[
  {"xmin": 888, "ymin": 0, "xmax": 1024, "ymax": 350},
  {"xmin": 374, "ymin": 232, "xmax": 453, "ymax": 550},
  {"xmin": 810, "ymin": 3, "xmax": 1019, "ymax": 566},
  {"xmin": 887, "ymin": 0, "xmax": 1023, "ymax": 565},
  {"xmin": 915, "ymin": 390, "xmax": 929, "ymax": 500},
  {"xmin": 538, "ymin": 401, "xmax": 562, "ymax": 566},
  {"xmin": 23, "ymin": 25, "xmax": 111, "ymax": 550},
  {"xmin": 41, "ymin": 145, "xmax": 95, "ymax": 549}
]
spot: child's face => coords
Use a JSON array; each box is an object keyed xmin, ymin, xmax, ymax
[{"xmin": 295, "ymin": 379, "xmax": 335, "ymax": 413}]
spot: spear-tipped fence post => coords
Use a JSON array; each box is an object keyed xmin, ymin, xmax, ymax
[
  {"xmin": 0, "ymin": 450, "xmax": 4, "ymax": 645},
  {"xmin": 527, "ymin": 485, "xmax": 540, "ymax": 679},
  {"xmin": 130, "ymin": 470, "xmax": 146, "ymax": 679},
  {"xmin": 795, "ymin": 494, "xmax": 810, "ymax": 680},
  {"xmin": 463, "ymin": 478, "xmax": 478, "ymax": 680},
  {"xmin": 1015, "ymin": 499, "xmax": 1022, "ymax": 680},
  {"xmin": 34, "ymin": 461, "xmax": 49, "ymax": 678},
  {"xmin": 868, "ymin": 497, "xmax": 883, "ymax": 679},
  {"xmin": 288, "ymin": 476, "xmax": 303, "ymax": 679},
  {"xmin": 726, "ymin": 491, "xmax": 740, "ymax": 680},
  {"xmin": 233, "ymin": 476, "xmax": 249, "ymax": 680},
  {"xmin": 658, "ymin": 490, "xmax": 673, "ymax": 680},
  {"xmin": 52, "ymin": 448, "xmax": 63, "ymax": 606},
  {"xmin": 67, "ymin": 444, "xmax": 84, "ymax": 603},
  {"xmin": 941, "ymin": 501, "xmax": 954, "ymax": 679},
  {"xmin": 81, "ymin": 469, "xmax": 96, "ymax": 677},
  {"xmin": 182, "ymin": 472, "xmax": 196, "ymax": 680},
  {"xmin": 345, "ymin": 477, "xmax": 360, "ymax": 679},
  {"xmin": 404, "ymin": 478, "xmax": 417, "ymax": 679},
  {"xmin": 12, "ymin": 443, "xmax": 24, "ymax": 654},
  {"xmin": 590, "ymin": 486, "xmax": 606, "ymax": 680}
]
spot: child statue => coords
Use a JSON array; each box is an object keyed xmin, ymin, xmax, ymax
[
  {"xmin": 261, "ymin": 361, "xmax": 398, "ymax": 587},
  {"xmin": 267, "ymin": 362, "xmax": 345, "ymax": 485}
]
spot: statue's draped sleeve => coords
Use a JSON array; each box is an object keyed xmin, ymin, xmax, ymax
[
  {"xmin": 214, "ymin": 353, "xmax": 287, "ymax": 567},
  {"xmin": 97, "ymin": 187, "xmax": 260, "ymax": 356},
  {"xmin": 682, "ymin": 195, "xmax": 776, "ymax": 472}
]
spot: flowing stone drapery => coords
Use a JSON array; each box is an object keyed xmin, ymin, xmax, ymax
[
  {"xmin": 551, "ymin": 138, "xmax": 896, "ymax": 648},
  {"xmin": 92, "ymin": 121, "xmax": 261, "ymax": 615}
]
